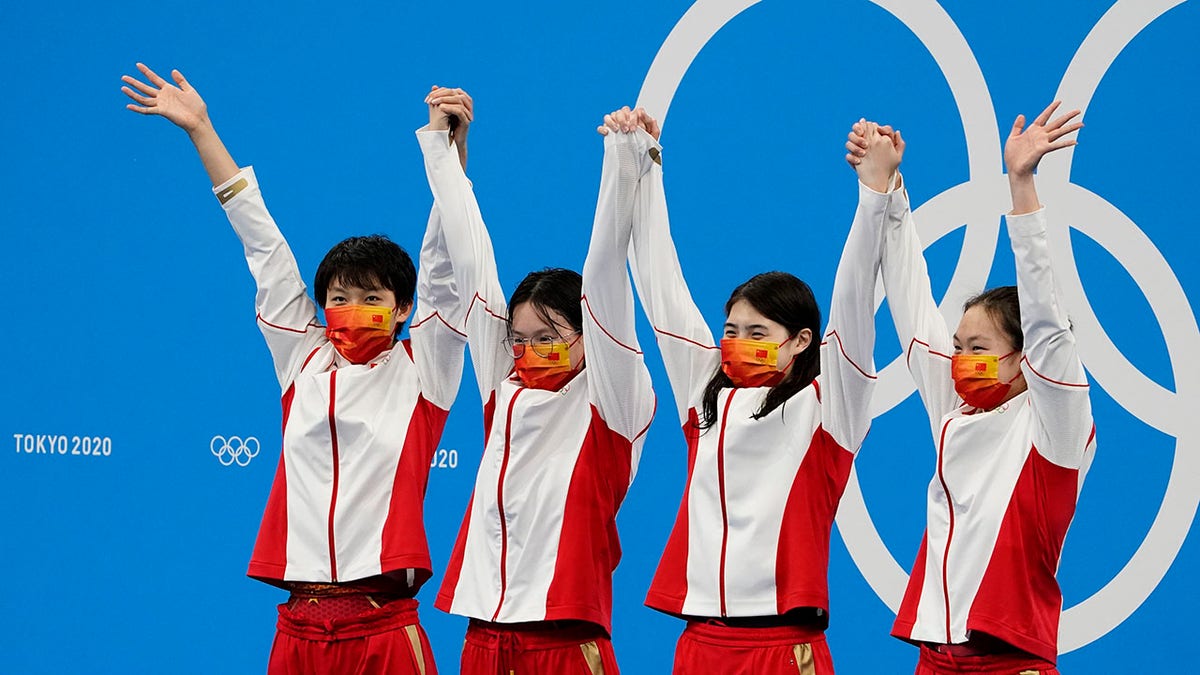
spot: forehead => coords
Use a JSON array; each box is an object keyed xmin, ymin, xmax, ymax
[
  {"xmin": 955, "ymin": 305, "xmax": 1007, "ymax": 342},
  {"xmin": 510, "ymin": 302, "xmax": 571, "ymax": 335},
  {"xmin": 327, "ymin": 276, "xmax": 387, "ymax": 292},
  {"xmin": 725, "ymin": 299, "xmax": 785, "ymax": 331}
]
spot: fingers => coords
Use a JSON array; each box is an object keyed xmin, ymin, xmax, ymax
[
  {"xmin": 1047, "ymin": 138, "xmax": 1079, "ymax": 152},
  {"xmin": 1047, "ymin": 120, "xmax": 1083, "ymax": 142},
  {"xmin": 121, "ymin": 85, "xmax": 155, "ymax": 107},
  {"xmin": 121, "ymin": 74, "xmax": 158, "ymax": 97},
  {"xmin": 1033, "ymin": 100, "xmax": 1060, "ymax": 127},
  {"xmin": 426, "ymin": 87, "xmax": 474, "ymax": 118},
  {"xmin": 628, "ymin": 105, "xmax": 657, "ymax": 134},
  {"xmin": 1009, "ymin": 113, "xmax": 1026, "ymax": 138},
  {"xmin": 894, "ymin": 129, "xmax": 906, "ymax": 156},
  {"xmin": 1046, "ymin": 108, "xmax": 1082, "ymax": 131},
  {"xmin": 172, "ymin": 69, "xmax": 190, "ymax": 91},
  {"xmin": 846, "ymin": 139, "xmax": 866, "ymax": 158},
  {"xmin": 136, "ymin": 62, "xmax": 168, "ymax": 88},
  {"xmin": 597, "ymin": 125, "xmax": 610, "ymax": 136},
  {"xmin": 434, "ymin": 102, "xmax": 472, "ymax": 124},
  {"xmin": 602, "ymin": 106, "xmax": 639, "ymax": 132},
  {"xmin": 846, "ymin": 152, "xmax": 862, "ymax": 167},
  {"xmin": 847, "ymin": 123, "xmax": 868, "ymax": 152},
  {"xmin": 125, "ymin": 103, "xmax": 156, "ymax": 116},
  {"xmin": 643, "ymin": 112, "xmax": 661, "ymax": 139}
]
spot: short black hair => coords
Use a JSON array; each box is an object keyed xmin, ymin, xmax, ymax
[
  {"xmin": 314, "ymin": 234, "xmax": 416, "ymax": 313},
  {"xmin": 507, "ymin": 268, "xmax": 583, "ymax": 334},
  {"xmin": 963, "ymin": 286, "xmax": 1023, "ymax": 351}
]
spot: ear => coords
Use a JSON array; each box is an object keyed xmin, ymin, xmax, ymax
[
  {"xmin": 394, "ymin": 301, "xmax": 414, "ymax": 325},
  {"xmin": 792, "ymin": 328, "xmax": 814, "ymax": 352}
]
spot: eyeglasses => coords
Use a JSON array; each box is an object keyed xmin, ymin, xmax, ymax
[{"xmin": 503, "ymin": 331, "xmax": 580, "ymax": 358}]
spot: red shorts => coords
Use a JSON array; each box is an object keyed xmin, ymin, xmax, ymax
[
  {"xmin": 460, "ymin": 619, "xmax": 619, "ymax": 675},
  {"xmin": 671, "ymin": 621, "xmax": 835, "ymax": 675},
  {"xmin": 915, "ymin": 644, "xmax": 1058, "ymax": 674},
  {"xmin": 268, "ymin": 595, "xmax": 437, "ymax": 675}
]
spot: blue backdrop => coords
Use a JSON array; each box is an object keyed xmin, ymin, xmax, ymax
[{"xmin": 2, "ymin": 1, "xmax": 1197, "ymax": 672}]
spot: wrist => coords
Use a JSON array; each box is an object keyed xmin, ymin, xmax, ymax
[
  {"xmin": 185, "ymin": 117, "xmax": 217, "ymax": 141},
  {"xmin": 1007, "ymin": 168, "xmax": 1035, "ymax": 183}
]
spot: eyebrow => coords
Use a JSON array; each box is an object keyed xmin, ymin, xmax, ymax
[
  {"xmin": 725, "ymin": 322, "xmax": 771, "ymax": 331},
  {"xmin": 328, "ymin": 284, "xmax": 384, "ymax": 293},
  {"xmin": 952, "ymin": 333, "xmax": 988, "ymax": 343}
]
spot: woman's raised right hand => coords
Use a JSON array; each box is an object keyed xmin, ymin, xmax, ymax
[{"xmin": 121, "ymin": 63, "xmax": 211, "ymax": 134}]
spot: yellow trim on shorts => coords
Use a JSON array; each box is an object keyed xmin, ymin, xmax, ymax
[{"xmin": 580, "ymin": 640, "xmax": 605, "ymax": 675}]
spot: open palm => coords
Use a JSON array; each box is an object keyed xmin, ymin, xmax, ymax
[
  {"xmin": 121, "ymin": 63, "xmax": 209, "ymax": 133},
  {"xmin": 1004, "ymin": 101, "xmax": 1082, "ymax": 176}
]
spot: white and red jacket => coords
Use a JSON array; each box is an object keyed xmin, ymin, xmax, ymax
[
  {"xmin": 215, "ymin": 167, "xmax": 467, "ymax": 590},
  {"xmin": 881, "ymin": 186, "xmax": 1096, "ymax": 664},
  {"xmin": 628, "ymin": 130, "xmax": 886, "ymax": 620},
  {"xmin": 418, "ymin": 129, "xmax": 656, "ymax": 633}
]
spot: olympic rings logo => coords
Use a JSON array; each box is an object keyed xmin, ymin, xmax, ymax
[
  {"xmin": 210, "ymin": 435, "xmax": 261, "ymax": 467},
  {"xmin": 637, "ymin": 0, "xmax": 1198, "ymax": 653}
]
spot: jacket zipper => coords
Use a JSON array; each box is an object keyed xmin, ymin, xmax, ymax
[
  {"xmin": 935, "ymin": 417, "xmax": 955, "ymax": 643},
  {"xmin": 716, "ymin": 390, "xmax": 737, "ymax": 616},
  {"xmin": 491, "ymin": 388, "xmax": 523, "ymax": 621},
  {"xmin": 326, "ymin": 370, "xmax": 340, "ymax": 583}
]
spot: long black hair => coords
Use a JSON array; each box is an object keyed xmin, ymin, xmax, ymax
[
  {"xmin": 698, "ymin": 271, "xmax": 822, "ymax": 430},
  {"xmin": 507, "ymin": 267, "xmax": 584, "ymax": 334}
]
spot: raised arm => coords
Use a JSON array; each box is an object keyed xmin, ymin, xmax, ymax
[
  {"xmin": 848, "ymin": 122, "xmax": 958, "ymax": 432},
  {"xmin": 1003, "ymin": 102, "xmax": 1094, "ymax": 468},
  {"xmin": 122, "ymin": 63, "xmax": 238, "ymax": 187},
  {"xmin": 123, "ymin": 64, "xmax": 319, "ymax": 388},
  {"xmin": 618, "ymin": 110, "xmax": 719, "ymax": 427},
  {"xmin": 818, "ymin": 122, "xmax": 895, "ymax": 453},
  {"xmin": 417, "ymin": 87, "xmax": 512, "ymax": 397},
  {"xmin": 581, "ymin": 108, "xmax": 657, "ymax": 442}
]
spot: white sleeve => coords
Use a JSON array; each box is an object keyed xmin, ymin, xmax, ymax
[
  {"xmin": 215, "ymin": 167, "xmax": 323, "ymax": 390},
  {"xmin": 580, "ymin": 131, "xmax": 657, "ymax": 442},
  {"xmin": 416, "ymin": 126, "xmax": 511, "ymax": 399},
  {"xmin": 409, "ymin": 205, "xmax": 469, "ymax": 410},
  {"xmin": 818, "ymin": 181, "xmax": 886, "ymax": 454},
  {"xmin": 627, "ymin": 134, "xmax": 719, "ymax": 427},
  {"xmin": 880, "ymin": 182, "xmax": 960, "ymax": 436},
  {"xmin": 1007, "ymin": 209, "xmax": 1096, "ymax": 469}
]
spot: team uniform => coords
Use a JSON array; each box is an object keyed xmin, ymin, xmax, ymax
[
  {"xmin": 214, "ymin": 167, "xmax": 468, "ymax": 674},
  {"xmin": 417, "ymin": 128, "xmax": 656, "ymax": 674},
  {"xmin": 879, "ymin": 185, "xmax": 1096, "ymax": 674},
  {"xmin": 625, "ymin": 128, "xmax": 889, "ymax": 674}
]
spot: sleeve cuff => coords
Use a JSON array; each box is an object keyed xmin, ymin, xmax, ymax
[
  {"xmin": 1004, "ymin": 208, "xmax": 1047, "ymax": 237},
  {"xmin": 213, "ymin": 167, "xmax": 256, "ymax": 206},
  {"xmin": 605, "ymin": 128, "xmax": 663, "ymax": 176},
  {"xmin": 415, "ymin": 126, "xmax": 457, "ymax": 156}
]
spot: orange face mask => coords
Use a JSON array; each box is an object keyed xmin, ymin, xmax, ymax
[
  {"xmin": 513, "ymin": 335, "xmax": 581, "ymax": 391},
  {"xmin": 950, "ymin": 351, "xmax": 1020, "ymax": 410},
  {"xmin": 324, "ymin": 305, "xmax": 395, "ymax": 364},
  {"xmin": 720, "ymin": 337, "xmax": 796, "ymax": 388}
]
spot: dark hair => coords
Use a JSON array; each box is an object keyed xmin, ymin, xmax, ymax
[
  {"xmin": 507, "ymin": 268, "xmax": 584, "ymax": 334},
  {"xmin": 963, "ymin": 286, "xmax": 1023, "ymax": 351},
  {"xmin": 314, "ymin": 234, "xmax": 416, "ymax": 316},
  {"xmin": 699, "ymin": 271, "xmax": 822, "ymax": 430}
]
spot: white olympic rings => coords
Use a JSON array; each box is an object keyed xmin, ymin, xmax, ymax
[{"xmin": 210, "ymin": 435, "xmax": 261, "ymax": 467}]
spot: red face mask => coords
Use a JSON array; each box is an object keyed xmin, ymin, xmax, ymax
[
  {"xmin": 950, "ymin": 351, "xmax": 1021, "ymax": 410},
  {"xmin": 512, "ymin": 334, "xmax": 581, "ymax": 391},
  {"xmin": 720, "ymin": 337, "xmax": 797, "ymax": 388},
  {"xmin": 324, "ymin": 305, "xmax": 395, "ymax": 364}
]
